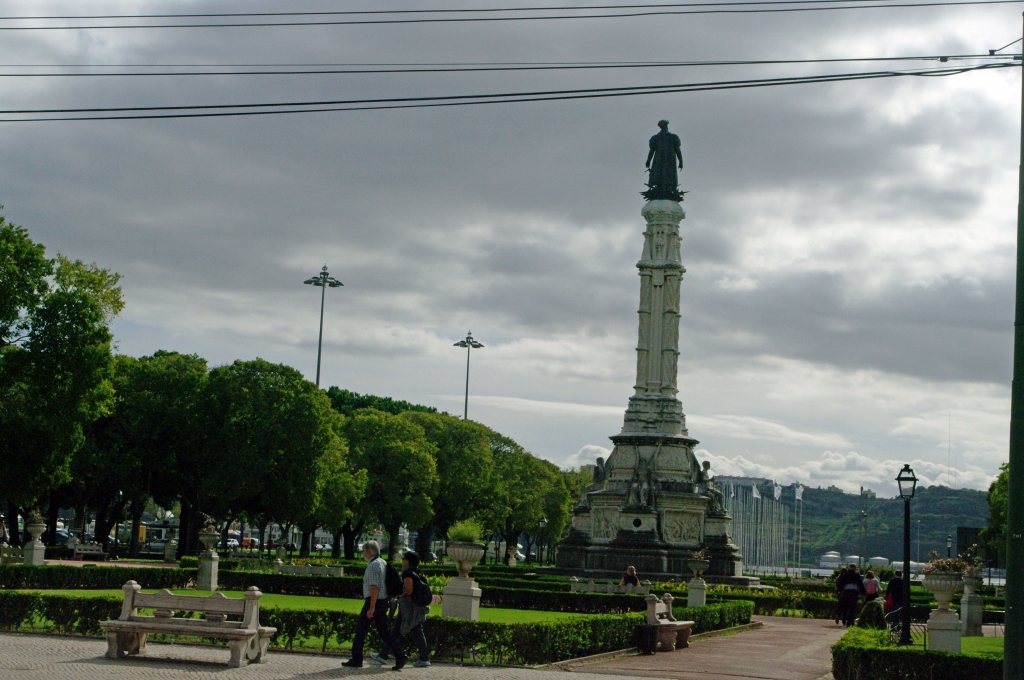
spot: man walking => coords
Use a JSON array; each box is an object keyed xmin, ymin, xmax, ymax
[{"xmin": 343, "ymin": 540, "xmax": 407, "ymax": 670}]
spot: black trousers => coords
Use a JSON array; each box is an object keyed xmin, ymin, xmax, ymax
[
  {"xmin": 839, "ymin": 590, "xmax": 860, "ymax": 627},
  {"xmin": 351, "ymin": 598, "xmax": 406, "ymax": 663},
  {"xmin": 379, "ymin": 600, "xmax": 430, "ymax": 662}
]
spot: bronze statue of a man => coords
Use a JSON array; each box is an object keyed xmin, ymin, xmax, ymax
[{"xmin": 643, "ymin": 120, "xmax": 684, "ymax": 202}]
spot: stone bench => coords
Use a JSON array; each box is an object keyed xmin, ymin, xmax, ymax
[
  {"xmin": 646, "ymin": 593, "xmax": 694, "ymax": 651},
  {"xmin": 1, "ymin": 543, "xmax": 25, "ymax": 564},
  {"xmin": 569, "ymin": 576, "xmax": 651, "ymax": 595},
  {"xmin": 99, "ymin": 581, "xmax": 276, "ymax": 668},
  {"xmin": 272, "ymin": 563, "xmax": 344, "ymax": 577},
  {"xmin": 73, "ymin": 543, "xmax": 108, "ymax": 561}
]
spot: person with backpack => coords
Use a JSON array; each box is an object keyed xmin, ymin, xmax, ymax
[
  {"xmin": 863, "ymin": 570, "xmax": 881, "ymax": 602},
  {"xmin": 370, "ymin": 550, "xmax": 432, "ymax": 668},
  {"xmin": 343, "ymin": 540, "xmax": 408, "ymax": 670}
]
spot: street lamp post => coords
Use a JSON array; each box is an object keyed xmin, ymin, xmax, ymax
[
  {"xmin": 947, "ymin": 534, "xmax": 953, "ymax": 559},
  {"xmin": 303, "ymin": 265, "xmax": 344, "ymax": 387},
  {"xmin": 897, "ymin": 464, "xmax": 918, "ymax": 646},
  {"xmin": 453, "ymin": 331, "xmax": 483, "ymax": 420}
]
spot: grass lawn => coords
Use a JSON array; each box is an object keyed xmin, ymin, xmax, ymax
[
  {"xmin": 961, "ymin": 636, "xmax": 1003, "ymax": 659},
  {"xmin": 16, "ymin": 589, "xmax": 593, "ymax": 623}
]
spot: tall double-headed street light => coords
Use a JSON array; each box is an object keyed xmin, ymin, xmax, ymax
[
  {"xmin": 303, "ymin": 265, "xmax": 343, "ymax": 387},
  {"xmin": 453, "ymin": 331, "xmax": 483, "ymax": 420},
  {"xmin": 896, "ymin": 464, "xmax": 918, "ymax": 646}
]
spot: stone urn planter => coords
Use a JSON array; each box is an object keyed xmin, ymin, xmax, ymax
[
  {"xmin": 688, "ymin": 559, "xmax": 710, "ymax": 579},
  {"xmin": 962, "ymin": 574, "xmax": 983, "ymax": 596},
  {"xmin": 922, "ymin": 570, "xmax": 963, "ymax": 612},
  {"xmin": 25, "ymin": 522, "xmax": 46, "ymax": 546},
  {"xmin": 198, "ymin": 529, "xmax": 220, "ymax": 554},
  {"xmin": 447, "ymin": 542, "xmax": 485, "ymax": 578}
]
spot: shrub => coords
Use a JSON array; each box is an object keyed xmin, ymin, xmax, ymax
[
  {"xmin": 447, "ymin": 519, "xmax": 484, "ymax": 543},
  {"xmin": 855, "ymin": 600, "xmax": 886, "ymax": 629},
  {"xmin": 673, "ymin": 600, "xmax": 753, "ymax": 633},
  {"xmin": 480, "ymin": 587, "xmax": 645, "ymax": 614},
  {"xmin": 832, "ymin": 627, "xmax": 1001, "ymax": 680}
]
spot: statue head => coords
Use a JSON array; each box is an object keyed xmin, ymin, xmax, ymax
[
  {"xmin": 596, "ymin": 457, "xmax": 604, "ymax": 467},
  {"xmin": 702, "ymin": 461, "xmax": 711, "ymax": 470},
  {"xmin": 657, "ymin": 119, "xmax": 669, "ymax": 130}
]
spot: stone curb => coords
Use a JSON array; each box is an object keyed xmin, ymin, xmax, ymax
[{"xmin": 539, "ymin": 621, "xmax": 764, "ymax": 671}]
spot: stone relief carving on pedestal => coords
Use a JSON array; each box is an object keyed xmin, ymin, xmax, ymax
[
  {"xmin": 661, "ymin": 511, "xmax": 702, "ymax": 544},
  {"xmin": 593, "ymin": 508, "xmax": 619, "ymax": 540}
]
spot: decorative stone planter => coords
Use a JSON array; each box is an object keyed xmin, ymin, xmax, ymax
[
  {"xmin": 922, "ymin": 570, "xmax": 963, "ymax": 653},
  {"xmin": 960, "ymin": 574, "xmax": 984, "ymax": 637},
  {"xmin": 197, "ymin": 530, "xmax": 221, "ymax": 592},
  {"xmin": 23, "ymin": 523, "xmax": 47, "ymax": 566},
  {"xmin": 443, "ymin": 542, "xmax": 486, "ymax": 621},
  {"xmin": 922, "ymin": 570, "xmax": 963, "ymax": 611},
  {"xmin": 447, "ymin": 542, "xmax": 485, "ymax": 578},
  {"xmin": 688, "ymin": 560, "xmax": 710, "ymax": 608}
]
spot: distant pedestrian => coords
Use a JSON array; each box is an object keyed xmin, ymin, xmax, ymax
[
  {"xmin": 370, "ymin": 551, "xmax": 432, "ymax": 668},
  {"xmin": 863, "ymin": 570, "xmax": 880, "ymax": 602},
  {"xmin": 884, "ymin": 569, "xmax": 904, "ymax": 613},
  {"xmin": 835, "ymin": 563, "xmax": 865, "ymax": 627},
  {"xmin": 0, "ymin": 518, "xmax": 8, "ymax": 545},
  {"xmin": 834, "ymin": 567, "xmax": 847, "ymax": 624},
  {"xmin": 343, "ymin": 541, "xmax": 407, "ymax": 670},
  {"xmin": 619, "ymin": 566, "xmax": 639, "ymax": 587}
]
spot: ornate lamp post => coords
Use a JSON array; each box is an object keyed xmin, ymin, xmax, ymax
[
  {"xmin": 303, "ymin": 265, "xmax": 343, "ymax": 387},
  {"xmin": 897, "ymin": 464, "xmax": 918, "ymax": 645},
  {"xmin": 947, "ymin": 534, "xmax": 953, "ymax": 558},
  {"xmin": 453, "ymin": 331, "xmax": 483, "ymax": 420}
]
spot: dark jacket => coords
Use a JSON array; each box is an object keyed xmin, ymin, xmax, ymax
[
  {"xmin": 885, "ymin": 577, "xmax": 904, "ymax": 601},
  {"xmin": 836, "ymin": 569, "xmax": 865, "ymax": 594}
]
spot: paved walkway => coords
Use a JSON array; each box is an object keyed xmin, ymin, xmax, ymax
[
  {"xmin": 573, "ymin": 617, "xmax": 842, "ymax": 680},
  {"xmin": 0, "ymin": 617, "xmax": 842, "ymax": 680}
]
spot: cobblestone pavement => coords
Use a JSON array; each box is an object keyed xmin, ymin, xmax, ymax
[
  {"xmin": 573, "ymin": 617, "xmax": 841, "ymax": 680},
  {"xmin": 0, "ymin": 633, "xmax": 614, "ymax": 680}
]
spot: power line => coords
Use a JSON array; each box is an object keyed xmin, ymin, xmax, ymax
[
  {"xmin": 1, "ymin": 0, "xmax": 1019, "ymax": 30},
  {"xmin": 0, "ymin": 62, "xmax": 1013, "ymax": 122},
  {"xmin": 0, "ymin": 0, "xmax": 987, "ymax": 19},
  {"xmin": 0, "ymin": 54, "xmax": 1009, "ymax": 77}
]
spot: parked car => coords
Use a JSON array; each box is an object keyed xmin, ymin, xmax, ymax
[{"xmin": 226, "ymin": 539, "xmax": 239, "ymax": 549}]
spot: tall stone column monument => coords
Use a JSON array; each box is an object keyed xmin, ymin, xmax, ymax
[{"xmin": 556, "ymin": 121, "xmax": 751, "ymax": 585}]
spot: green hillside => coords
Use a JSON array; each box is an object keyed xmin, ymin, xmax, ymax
[{"xmin": 791, "ymin": 484, "xmax": 989, "ymax": 565}]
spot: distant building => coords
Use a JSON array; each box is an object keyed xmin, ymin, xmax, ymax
[
  {"xmin": 860, "ymin": 486, "xmax": 876, "ymax": 499},
  {"xmin": 717, "ymin": 475, "xmax": 773, "ymax": 487},
  {"xmin": 819, "ymin": 551, "xmax": 842, "ymax": 568},
  {"xmin": 826, "ymin": 485, "xmax": 843, "ymax": 493}
]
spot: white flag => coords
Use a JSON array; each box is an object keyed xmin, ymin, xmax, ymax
[
  {"xmin": 774, "ymin": 484, "xmax": 782, "ymax": 500},
  {"xmin": 730, "ymin": 485, "xmax": 735, "ymax": 498},
  {"xmin": 751, "ymin": 485, "xmax": 761, "ymax": 499},
  {"xmin": 795, "ymin": 485, "xmax": 804, "ymax": 501}
]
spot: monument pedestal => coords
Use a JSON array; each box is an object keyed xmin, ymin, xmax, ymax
[
  {"xmin": 197, "ymin": 552, "xmax": 219, "ymax": 591},
  {"xmin": 442, "ymin": 577, "xmax": 481, "ymax": 620},
  {"xmin": 927, "ymin": 609, "xmax": 962, "ymax": 653}
]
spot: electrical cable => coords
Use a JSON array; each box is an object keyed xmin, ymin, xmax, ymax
[
  {"xmin": 0, "ymin": 0, "xmax": 991, "ymax": 20},
  {"xmin": 0, "ymin": 62, "xmax": 1013, "ymax": 122},
  {"xmin": 0, "ymin": 54, "xmax": 1011, "ymax": 76},
  {"xmin": 0, "ymin": 0, "xmax": 1019, "ymax": 30}
]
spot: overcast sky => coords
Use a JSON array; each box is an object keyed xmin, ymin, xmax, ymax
[{"xmin": 1, "ymin": 1, "xmax": 1020, "ymax": 497}]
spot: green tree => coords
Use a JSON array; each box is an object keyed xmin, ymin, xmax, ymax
[
  {"xmin": 483, "ymin": 432, "xmax": 550, "ymax": 564},
  {"xmin": 981, "ymin": 462, "xmax": 1008, "ymax": 559},
  {"xmin": 0, "ymin": 247, "xmax": 120, "ymax": 532},
  {"xmin": 326, "ymin": 387, "xmax": 438, "ymax": 418},
  {"xmin": 0, "ymin": 214, "xmax": 51, "ymax": 348},
  {"xmin": 345, "ymin": 409, "xmax": 439, "ymax": 561},
  {"xmin": 400, "ymin": 411, "xmax": 494, "ymax": 558},
  {"xmin": 205, "ymin": 359, "xmax": 344, "ymax": 557}
]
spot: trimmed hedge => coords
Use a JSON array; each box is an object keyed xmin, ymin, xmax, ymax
[
  {"xmin": 481, "ymin": 587, "xmax": 645, "ymax": 614},
  {"xmin": 673, "ymin": 600, "xmax": 754, "ymax": 633},
  {"xmin": 0, "ymin": 564, "xmax": 196, "ymax": 590},
  {"xmin": 831, "ymin": 628, "xmax": 1002, "ymax": 680}
]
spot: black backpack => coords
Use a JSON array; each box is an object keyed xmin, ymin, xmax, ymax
[
  {"xmin": 410, "ymin": 572, "xmax": 433, "ymax": 607},
  {"xmin": 384, "ymin": 562, "xmax": 404, "ymax": 599}
]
